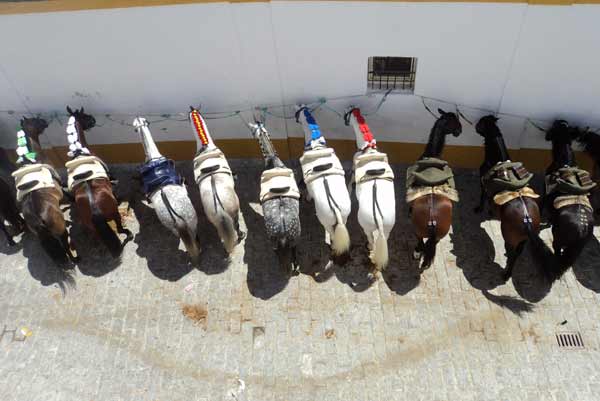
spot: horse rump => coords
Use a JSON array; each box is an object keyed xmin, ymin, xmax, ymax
[
  {"xmin": 85, "ymin": 182, "xmax": 122, "ymax": 258},
  {"xmin": 554, "ymin": 205, "xmax": 594, "ymax": 271}
]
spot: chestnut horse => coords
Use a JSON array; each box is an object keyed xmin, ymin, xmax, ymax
[
  {"xmin": 17, "ymin": 117, "xmax": 78, "ymax": 264},
  {"xmin": 66, "ymin": 107, "xmax": 132, "ymax": 257},
  {"xmin": 475, "ymin": 115, "xmax": 558, "ymax": 282},
  {"xmin": 410, "ymin": 109, "xmax": 462, "ymax": 269}
]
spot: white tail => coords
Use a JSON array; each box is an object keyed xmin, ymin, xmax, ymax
[
  {"xmin": 370, "ymin": 227, "xmax": 389, "ymax": 271},
  {"xmin": 331, "ymin": 208, "xmax": 350, "ymax": 256}
]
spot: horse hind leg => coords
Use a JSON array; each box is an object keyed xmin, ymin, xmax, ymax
[
  {"xmin": 114, "ymin": 213, "xmax": 133, "ymax": 241},
  {"xmin": 60, "ymin": 230, "xmax": 79, "ymax": 264},
  {"xmin": 413, "ymin": 237, "xmax": 424, "ymax": 260},
  {"xmin": 503, "ymin": 241, "xmax": 525, "ymax": 282},
  {"xmin": 0, "ymin": 222, "xmax": 16, "ymax": 246}
]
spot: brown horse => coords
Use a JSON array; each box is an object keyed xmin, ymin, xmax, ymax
[
  {"xmin": 410, "ymin": 109, "xmax": 462, "ymax": 269},
  {"xmin": 475, "ymin": 115, "xmax": 559, "ymax": 282},
  {"xmin": 575, "ymin": 127, "xmax": 600, "ymax": 215},
  {"xmin": 66, "ymin": 106, "xmax": 132, "ymax": 257},
  {"xmin": 18, "ymin": 117, "xmax": 78, "ymax": 264}
]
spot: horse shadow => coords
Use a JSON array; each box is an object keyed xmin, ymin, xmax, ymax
[
  {"xmin": 380, "ymin": 165, "xmax": 422, "ymax": 295},
  {"xmin": 450, "ymin": 171, "xmax": 540, "ymax": 311},
  {"xmin": 178, "ymin": 163, "xmax": 230, "ymax": 276},
  {"xmin": 21, "ymin": 231, "xmax": 76, "ymax": 294},
  {"xmin": 130, "ymin": 197, "xmax": 194, "ymax": 282},
  {"xmin": 572, "ymin": 234, "xmax": 600, "ymax": 292},
  {"xmin": 237, "ymin": 164, "xmax": 291, "ymax": 300}
]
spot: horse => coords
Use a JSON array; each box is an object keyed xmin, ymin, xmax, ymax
[
  {"xmin": 14, "ymin": 117, "xmax": 78, "ymax": 264},
  {"xmin": 408, "ymin": 109, "xmax": 462, "ymax": 269},
  {"xmin": 475, "ymin": 115, "xmax": 558, "ymax": 282},
  {"xmin": 133, "ymin": 117, "xmax": 201, "ymax": 263},
  {"xmin": 543, "ymin": 120, "xmax": 594, "ymax": 271},
  {"xmin": 249, "ymin": 120, "xmax": 301, "ymax": 274},
  {"xmin": 574, "ymin": 127, "xmax": 600, "ymax": 215},
  {"xmin": 344, "ymin": 107, "xmax": 395, "ymax": 271},
  {"xmin": 65, "ymin": 106, "xmax": 132, "ymax": 257},
  {"xmin": 295, "ymin": 105, "xmax": 351, "ymax": 264},
  {"xmin": 189, "ymin": 107, "xmax": 244, "ymax": 253}
]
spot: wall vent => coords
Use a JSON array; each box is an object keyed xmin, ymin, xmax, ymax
[{"xmin": 556, "ymin": 332, "xmax": 584, "ymax": 349}]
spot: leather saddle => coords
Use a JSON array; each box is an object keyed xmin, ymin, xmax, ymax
[
  {"xmin": 139, "ymin": 157, "xmax": 182, "ymax": 195},
  {"xmin": 547, "ymin": 166, "xmax": 596, "ymax": 196},
  {"xmin": 483, "ymin": 161, "xmax": 532, "ymax": 195},
  {"xmin": 407, "ymin": 157, "xmax": 454, "ymax": 188}
]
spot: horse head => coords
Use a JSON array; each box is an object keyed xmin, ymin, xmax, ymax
[
  {"xmin": 66, "ymin": 106, "xmax": 96, "ymax": 131},
  {"xmin": 475, "ymin": 115, "xmax": 500, "ymax": 138},
  {"xmin": 437, "ymin": 109, "xmax": 462, "ymax": 137},
  {"xmin": 20, "ymin": 116, "xmax": 49, "ymax": 140}
]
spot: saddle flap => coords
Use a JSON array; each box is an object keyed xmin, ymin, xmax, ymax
[
  {"xmin": 269, "ymin": 186, "xmax": 290, "ymax": 194},
  {"xmin": 260, "ymin": 167, "xmax": 300, "ymax": 202},
  {"xmin": 17, "ymin": 180, "xmax": 39, "ymax": 191},
  {"xmin": 313, "ymin": 163, "xmax": 333, "ymax": 172},
  {"xmin": 200, "ymin": 164, "xmax": 220, "ymax": 175},
  {"xmin": 73, "ymin": 170, "xmax": 94, "ymax": 181},
  {"xmin": 366, "ymin": 168, "xmax": 386, "ymax": 176}
]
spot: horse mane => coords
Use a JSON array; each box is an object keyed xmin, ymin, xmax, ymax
[{"xmin": 576, "ymin": 130, "xmax": 600, "ymax": 165}]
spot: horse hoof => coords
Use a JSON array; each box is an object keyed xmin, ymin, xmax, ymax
[
  {"xmin": 412, "ymin": 251, "xmax": 421, "ymax": 260},
  {"xmin": 238, "ymin": 231, "xmax": 246, "ymax": 242},
  {"xmin": 6, "ymin": 240, "xmax": 16, "ymax": 247}
]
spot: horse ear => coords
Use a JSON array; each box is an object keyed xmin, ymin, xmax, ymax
[
  {"xmin": 190, "ymin": 106, "xmax": 195, "ymax": 112},
  {"xmin": 80, "ymin": 107, "xmax": 84, "ymax": 113},
  {"xmin": 66, "ymin": 106, "xmax": 73, "ymax": 115},
  {"xmin": 438, "ymin": 108, "xmax": 446, "ymax": 115}
]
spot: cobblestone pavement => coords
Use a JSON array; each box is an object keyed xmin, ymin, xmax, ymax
[{"xmin": 2, "ymin": 160, "xmax": 600, "ymax": 401}]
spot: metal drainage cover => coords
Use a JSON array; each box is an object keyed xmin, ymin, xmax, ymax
[{"xmin": 556, "ymin": 332, "xmax": 584, "ymax": 349}]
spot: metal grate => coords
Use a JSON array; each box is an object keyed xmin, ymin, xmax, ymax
[
  {"xmin": 367, "ymin": 56, "xmax": 417, "ymax": 92},
  {"xmin": 556, "ymin": 332, "xmax": 584, "ymax": 349}
]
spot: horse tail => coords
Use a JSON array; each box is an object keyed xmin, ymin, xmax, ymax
[
  {"xmin": 211, "ymin": 175, "xmax": 238, "ymax": 253},
  {"xmin": 523, "ymin": 218, "xmax": 562, "ymax": 282},
  {"xmin": 86, "ymin": 181, "xmax": 121, "ymax": 258},
  {"xmin": 160, "ymin": 189, "xmax": 201, "ymax": 261},
  {"xmin": 22, "ymin": 193, "xmax": 68, "ymax": 264},
  {"xmin": 370, "ymin": 180, "xmax": 388, "ymax": 270},
  {"xmin": 323, "ymin": 177, "xmax": 350, "ymax": 256},
  {"xmin": 422, "ymin": 222, "xmax": 438, "ymax": 269}
]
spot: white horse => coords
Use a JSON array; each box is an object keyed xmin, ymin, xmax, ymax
[
  {"xmin": 296, "ymin": 105, "xmax": 351, "ymax": 263},
  {"xmin": 189, "ymin": 107, "xmax": 243, "ymax": 253},
  {"xmin": 345, "ymin": 107, "xmax": 396, "ymax": 270},
  {"xmin": 133, "ymin": 117, "xmax": 201, "ymax": 263}
]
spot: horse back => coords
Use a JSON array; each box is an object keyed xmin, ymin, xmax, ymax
[{"xmin": 498, "ymin": 197, "xmax": 541, "ymax": 246}]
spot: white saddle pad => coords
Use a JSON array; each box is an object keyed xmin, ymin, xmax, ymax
[
  {"xmin": 193, "ymin": 148, "xmax": 232, "ymax": 184},
  {"xmin": 300, "ymin": 147, "xmax": 345, "ymax": 184},
  {"xmin": 353, "ymin": 150, "xmax": 394, "ymax": 184},
  {"xmin": 260, "ymin": 167, "xmax": 300, "ymax": 203},
  {"xmin": 65, "ymin": 155, "xmax": 109, "ymax": 191},
  {"xmin": 12, "ymin": 164, "xmax": 62, "ymax": 202}
]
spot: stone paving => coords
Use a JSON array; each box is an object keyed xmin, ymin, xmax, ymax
[{"xmin": 2, "ymin": 160, "xmax": 600, "ymax": 401}]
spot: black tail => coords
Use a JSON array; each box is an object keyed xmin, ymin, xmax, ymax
[
  {"xmin": 524, "ymin": 221, "xmax": 562, "ymax": 282},
  {"xmin": 22, "ymin": 193, "xmax": 69, "ymax": 265},
  {"xmin": 421, "ymin": 224, "xmax": 438, "ymax": 269},
  {"xmin": 85, "ymin": 182, "xmax": 121, "ymax": 257}
]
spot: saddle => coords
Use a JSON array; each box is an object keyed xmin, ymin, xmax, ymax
[
  {"xmin": 299, "ymin": 147, "xmax": 345, "ymax": 184},
  {"xmin": 12, "ymin": 163, "xmax": 62, "ymax": 202},
  {"xmin": 545, "ymin": 166, "xmax": 596, "ymax": 197},
  {"xmin": 193, "ymin": 147, "xmax": 232, "ymax": 184},
  {"xmin": 353, "ymin": 150, "xmax": 394, "ymax": 184},
  {"xmin": 553, "ymin": 194, "xmax": 592, "ymax": 210},
  {"xmin": 139, "ymin": 157, "xmax": 182, "ymax": 196},
  {"xmin": 483, "ymin": 161, "xmax": 533, "ymax": 196},
  {"xmin": 406, "ymin": 158, "xmax": 455, "ymax": 188},
  {"xmin": 259, "ymin": 167, "xmax": 300, "ymax": 203},
  {"xmin": 65, "ymin": 155, "xmax": 109, "ymax": 191}
]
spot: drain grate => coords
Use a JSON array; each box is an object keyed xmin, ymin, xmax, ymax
[{"xmin": 556, "ymin": 332, "xmax": 584, "ymax": 349}]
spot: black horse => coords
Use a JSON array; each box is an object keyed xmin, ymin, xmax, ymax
[
  {"xmin": 544, "ymin": 120, "xmax": 594, "ymax": 271},
  {"xmin": 475, "ymin": 115, "xmax": 559, "ymax": 282}
]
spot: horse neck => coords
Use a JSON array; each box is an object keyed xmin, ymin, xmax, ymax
[
  {"xmin": 76, "ymin": 123, "xmax": 90, "ymax": 148},
  {"xmin": 27, "ymin": 135, "xmax": 49, "ymax": 164},
  {"xmin": 298, "ymin": 109, "xmax": 324, "ymax": 148},
  {"xmin": 484, "ymin": 131, "xmax": 510, "ymax": 164},
  {"xmin": 190, "ymin": 111, "xmax": 214, "ymax": 151},
  {"xmin": 138, "ymin": 125, "xmax": 163, "ymax": 161},
  {"xmin": 421, "ymin": 120, "xmax": 446, "ymax": 159},
  {"xmin": 551, "ymin": 141, "xmax": 575, "ymax": 170}
]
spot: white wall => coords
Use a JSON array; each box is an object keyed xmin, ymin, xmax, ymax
[{"xmin": 0, "ymin": 1, "xmax": 599, "ymax": 153}]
